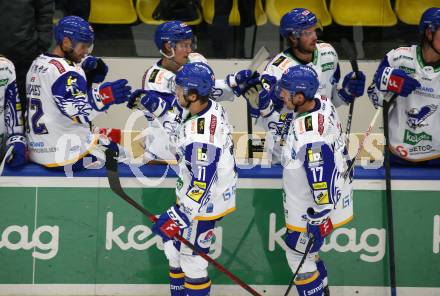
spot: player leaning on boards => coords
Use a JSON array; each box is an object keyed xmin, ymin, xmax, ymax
[
  {"xmin": 246, "ymin": 8, "xmax": 365, "ymax": 163},
  {"xmin": 367, "ymin": 7, "xmax": 440, "ymax": 166},
  {"xmin": 132, "ymin": 62, "xmax": 237, "ymax": 296},
  {"xmin": 25, "ymin": 16, "xmax": 131, "ymax": 171},
  {"xmin": 0, "ymin": 56, "xmax": 27, "ymax": 168},
  {"xmin": 261, "ymin": 65, "xmax": 352, "ymax": 296},
  {"xmin": 129, "ymin": 20, "xmax": 258, "ymax": 161}
]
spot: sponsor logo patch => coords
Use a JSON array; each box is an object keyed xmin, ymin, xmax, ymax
[
  {"xmin": 314, "ymin": 190, "xmax": 330, "ymax": 205},
  {"xmin": 186, "ymin": 186, "xmax": 205, "ymax": 202},
  {"xmin": 209, "ymin": 114, "xmax": 217, "ymax": 142},
  {"xmin": 403, "ymin": 129, "xmax": 432, "ymax": 145},
  {"xmin": 197, "ymin": 147, "xmax": 208, "ymax": 162},
  {"xmin": 49, "ymin": 59, "xmax": 66, "ymax": 74}
]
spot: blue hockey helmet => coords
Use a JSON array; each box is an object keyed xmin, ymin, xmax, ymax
[
  {"xmin": 277, "ymin": 65, "xmax": 319, "ymax": 99},
  {"xmin": 54, "ymin": 16, "xmax": 94, "ymax": 45},
  {"xmin": 154, "ymin": 21, "xmax": 193, "ymax": 50},
  {"xmin": 175, "ymin": 62, "xmax": 214, "ymax": 96},
  {"xmin": 280, "ymin": 8, "xmax": 318, "ymax": 38},
  {"xmin": 419, "ymin": 7, "xmax": 440, "ymax": 34}
]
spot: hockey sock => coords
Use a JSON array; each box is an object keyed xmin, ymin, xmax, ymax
[
  {"xmin": 295, "ymin": 271, "xmax": 325, "ymax": 296},
  {"xmin": 316, "ymin": 259, "xmax": 329, "ymax": 288},
  {"xmin": 169, "ymin": 267, "xmax": 185, "ymax": 296},
  {"xmin": 184, "ymin": 277, "xmax": 211, "ymax": 296}
]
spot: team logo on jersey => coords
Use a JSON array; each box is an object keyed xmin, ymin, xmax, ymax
[
  {"xmin": 197, "ymin": 148, "xmax": 208, "ymax": 162},
  {"xmin": 187, "ymin": 186, "xmax": 205, "ymax": 203},
  {"xmin": 406, "ymin": 104, "xmax": 437, "ymax": 129},
  {"xmin": 148, "ymin": 69, "xmax": 160, "ymax": 83},
  {"xmin": 305, "ymin": 116, "xmax": 313, "ymax": 131},
  {"xmin": 197, "ymin": 118, "xmax": 205, "ymax": 134},
  {"xmin": 66, "ymin": 75, "xmax": 83, "ymax": 96}
]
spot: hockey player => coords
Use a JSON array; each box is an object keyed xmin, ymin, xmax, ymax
[
  {"xmin": 246, "ymin": 8, "xmax": 365, "ymax": 163},
  {"xmin": 367, "ymin": 7, "xmax": 440, "ymax": 166},
  {"xmin": 132, "ymin": 20, "xmax": 258, "ymax": 161},
  {"xmin": 0, "ymin": 56, "xmax": 27, "ymax": 167},
  {"xmin": 141, "ymin": 62, "xmax": 237, "ymax": 296},
  {"xmin": 26, "ymin": 16, "xmax": 131, "ymax": 171},
  {"xmin": 266, "ymin": 65, "xmax": 352, "ymax": 295}
]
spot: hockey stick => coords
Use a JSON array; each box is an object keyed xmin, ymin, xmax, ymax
[
  {"xmin": 104, "ymin": 149, "xmax": 262, "ymax": 296},
  {"xmin": 383, "ymin": 96, "xmax": 398, "ymax": 296},
  {"xmin": 0, "ymin": 145, "xmax": 13, "ymax": 176},
  {"xmin": 341, "ymin": 38, "xmax": 360, "ymax": 147},
  {"xmin": 344, "ymin": 94, "xmax": 397, "ymax": 179},
  {"xmin": 283, "ymin": 237, "xmax": 315, "ymax": 296},
  {"xmin": 246, "ymin": 46, "xmax": 270, "ymax": 160}
]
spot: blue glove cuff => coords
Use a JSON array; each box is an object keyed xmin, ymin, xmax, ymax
[{"xmin": 167, "ymin": 205, "xmax": 190, "ymax": 229}]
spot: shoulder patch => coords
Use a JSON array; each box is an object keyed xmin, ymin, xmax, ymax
[
  {"xmin": 305, "ymin": 115, "xmax": 313, "ymax": 131},
  {"xmin": 148, "ymin": 69, "xmax": 160, "ymax": 83},
  {"xmin": 197, "ymin": 118, "xmax": 205, "ymax": 134},
  {"xmin": 0, "ymin": 78, "xmax": 9, "ymax": 87},
  {"xmin": 209, "ymin": 114, "xmax": 217, "ymax": 143},
  {"xmin": 272, "ymin": 56, "xmax": 286, "ymax": 67},
  {"xmin": 318, "ymin": 113, "xmax": 325, "ymax": 135},
  {"xmin": 321, "ymin": 62, "xmax": 335, "ymax": 72},
  {"xmin": 49, "ymin": 59, "xmax": 66, "ymax": 74}
]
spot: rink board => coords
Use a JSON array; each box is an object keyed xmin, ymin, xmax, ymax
[{"xmin": 0, "ymin": 164, "xmax": 439, "ymax": 296}]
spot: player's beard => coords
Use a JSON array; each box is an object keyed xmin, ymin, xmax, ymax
[
  {"xmin": 428, "ymin": 30, "xmax": 440, "ymax": 58},
  {"xmin": 65, "ymin": 47, "xmax": 82, "ymax": 63},
  {"xmin": 296, "ymin": 39, "xmax": 316, "ymax": 55},
  {"xmin": 178, "ymin": 94, "xmax": 191, "ymax": 109}
]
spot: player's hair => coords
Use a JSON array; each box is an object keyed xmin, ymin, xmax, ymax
[{"xmin": 188, "ymin": 89, "xmax": 210, "ymax": 104}]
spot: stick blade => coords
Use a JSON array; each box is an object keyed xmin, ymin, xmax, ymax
[{"xmin": 248, "ymin": 46, "xmax": 270, "ymax": 72}]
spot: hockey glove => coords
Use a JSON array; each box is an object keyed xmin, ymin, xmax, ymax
[
  {"xmin": 338, "ymin": 71, "xmax": 366, "ymax": 104},
  {"xmin": 82, "ymin": 56, "xmax": 108, "ymax": 84},
  {"xmin": 5, "ymin": 135, "xmax": 27, "ymax": 168},
  {"xmin": 243, "ymin": 83, "xmax": 275, "ymax": 117},
  {"xmin": 375, "ymin": 67, "xmax": 420, "ymax": 97},
  {"xmin": 90, "ymin": 79, "xmax": 132, "ymax": 111},
  {"xmin": 226, "ymin": 70, "xmax": 260, "ymax": 97},
  {"xmin": 127, "ymin": 89, "xmax": 148, "ymax": 109},
  {"xmin": 306, "ymin": 208, "xmax": 333, "ymax": 242},
  {"xmin": 152, "ymin": 205, "xmax": 190, "ymax": 241},
  {"xmin": 127, "ymin": 89, "xmax": 170, "ymax": 117}
]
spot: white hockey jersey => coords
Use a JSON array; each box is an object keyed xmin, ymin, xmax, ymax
[
  {"xmin": 281, "ymin": 97, "xmax": 353, "ymax": 231},
  {"xmin": 26, "ymin": 54, "xmax": 100, "ymax": 167},
  {"xmin": 368, "ymin": 45, "xmax": 440, "ymax": 162},
  {"xmin": 174, "ymin": 100, "xmax": 237, "ymax": 221},
  {"xmin": 258, "ymin": 43, "xmax": 347, "ymax": 163},
  {"xmin": 0, "ymin": 57, "xmax": 24, "ymax": 143},
  {"xmin": 140, "ymin": 53, "xmax": 236, "ymax": 161}
]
